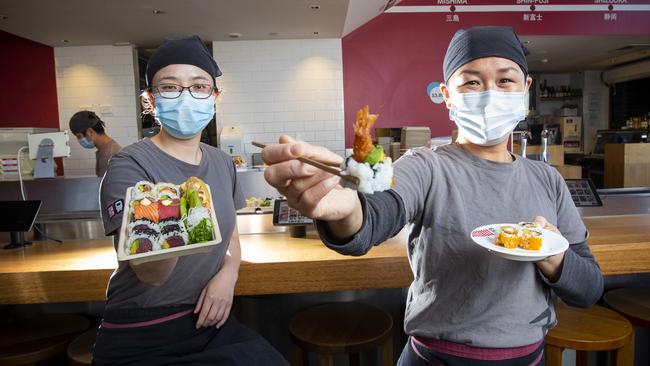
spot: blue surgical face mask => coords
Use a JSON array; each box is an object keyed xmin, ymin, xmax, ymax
[
  {"xmin": 448, "ymin": 90, "xmax": 527, "ymax": 146},
  {"xmin": 154, "ymin": 91, "xmax": 215, "ymax": 140},
  {"xmin": 78, "ymin": 137, "xmax": 95, "ymax": 149}
]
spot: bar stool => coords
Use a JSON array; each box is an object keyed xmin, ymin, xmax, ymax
[
  {"xmin": 545, "ymin": 301, "xmax": 634, "ymax": 366},
  {"xmin": 289, "ymin": 302, "xmax": 393, "ymax": 366},
  {"xmin": 0, "ymin": 314, "xmax": 90, "ymax": 366},
  {"xmin": 67, "ymin": 326, "xmax": 98, "ymax": 366},
  {"xmin": 603, "ymin": 288, "xmax": 650, "ymax": 328}
]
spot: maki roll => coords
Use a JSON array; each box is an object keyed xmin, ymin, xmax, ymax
[
  {"xmin": 159, "ymin": 219, "xmax": 189, "ymax": 249},
  {"xmin": 518, "ymin": 222, "xmax": 541, "ymax": 230},
  {"xmin": 127, "ymin": 219, "xmax": 159, "ymax": 237},
  {"xmin": 156, "ymin": 183, "xmax": 180, "ymax": 198},
  {"xmin": 521, "ymin": 229, "xmax": 543, "ymax": 250},
  {"xmin": 340, "ymin": 106, "xmax": 394, "ymax": 194},
  {"xmin": 126, "ymin": 232, "xmax": 159, "ymax": 255},
  {"xmin": 126, "ymin": 219, "xmax": 161, "ymax": 255},
  {"xmin": 135, "ymin": 181, "xmax": 155, "ymax": 195},
  {"xmin": 496, "ymin": 225, "xmax": 520, "ymax": 249}
]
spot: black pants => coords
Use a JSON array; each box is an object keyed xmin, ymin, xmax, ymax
[
  {"xmin": 396, "ymin": 337, "xmax": 545, "ymax": 366},
  {"xmin": 93, "ymin": 305, "xmax": 288, "ymax": 366}
]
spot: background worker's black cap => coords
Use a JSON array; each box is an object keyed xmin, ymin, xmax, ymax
[{"xmin": 69, "ymin": 110, "xmax": 101, "ymax": 135}]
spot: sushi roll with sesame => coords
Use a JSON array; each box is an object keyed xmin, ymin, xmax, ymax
[
  {"xmin": 135, "ymin": 181, "xmax": 155, "ymax": 195},
  {"xmin": 340, "ymin": 106, "xmax": 394, "ymax": 194},
  {"xmin": 159, "ymin": 219, "xmax": 189, "ymax": 249}
]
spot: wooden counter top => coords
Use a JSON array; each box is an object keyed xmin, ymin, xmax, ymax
[{"xmin": 1, "ymin": 215, "xmax": 649, "ymax": 305}]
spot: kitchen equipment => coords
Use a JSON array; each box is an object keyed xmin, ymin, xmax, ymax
[{"xmin": 219, "ymin": 126, "xmax": 243, "ymax": 157}]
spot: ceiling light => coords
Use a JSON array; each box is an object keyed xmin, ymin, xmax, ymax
[
  {"xmin": 523, "ymin": 40, "xmax": 532, "ymax": 45},
  {"xmin": 540, "ymin": 58, "xmax": 549, "ymax": 63},
  {"xmin": 269, "ymin": 32, "xmax": 279, "ymax": 36},
  {"xmin": 310, "ymin": 5, "xmax": 320, "ymax": 10},
  {"xmin": 61, "ymin": 39, "xmax": 70, "ymax": 44},
  {"xmin": 0, "ymin": 15, "xmax": 8, "ymax": 20},
  {"xmin": 152, "ymin": 9, "xmax": 165, "ymax": 15},
  {"xmin": 228, "ymin": 33, "xmax": 243, "ymax": 39},
  {"xmin": 313, "ymin": 31, "xmax": 319, "ymax": 35}
]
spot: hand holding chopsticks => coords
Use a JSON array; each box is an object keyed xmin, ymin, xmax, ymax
[{"xmin": 252, "ymin": 141, "xmax": 359, "ymax": 187}]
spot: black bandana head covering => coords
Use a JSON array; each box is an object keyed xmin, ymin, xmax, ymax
[
  {"xmin": 443, "ymin": 26, "xmax": 529, "ymax": 83},
  {"xmin": 146, "ymin": 35, "xmax": 221, "ymax": 86}
]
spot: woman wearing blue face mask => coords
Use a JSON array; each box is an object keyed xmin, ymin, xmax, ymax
[
  {"xmin": 96, "ymin": 36, "xmax": 287, "ymax": 365},
  {"xmin": 260, "ymin": 27, "xmax": 603, "ymax": 365}
]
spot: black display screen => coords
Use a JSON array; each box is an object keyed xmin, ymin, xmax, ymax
[
  {"xmin": 565, "ymin": 179, "xmax": 603, "ymax": 207},
  {"xmin": 272, "ymin": 200, "xmax": 313, "ymax": 226},
  {"xmin": 0, "ymin": 200, "xmax": 42, "ymax": 232}
]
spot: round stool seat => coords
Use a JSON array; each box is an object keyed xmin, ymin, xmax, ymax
[
  {"xmin": 0, "ymin": 314, "xmax": 90, "ymax": 366},
  {"xmin": 603, "ymin": 288, "xmax": 650, "ymax": 328},
  {"xmin": 67, "ymin": 326, "xmax": 98, "ymax": 366},
  {"xmin": 289, "ymin": 302, "xmax": 393, "ymax": 354},
  {"xmin": 547, "ymin": 301, "xmax": 633, "ymax": 351}
]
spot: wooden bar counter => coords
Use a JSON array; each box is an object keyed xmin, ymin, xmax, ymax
[{"xmin": 1, "ymin": 215, "xmax": 649, "ymax": 305}]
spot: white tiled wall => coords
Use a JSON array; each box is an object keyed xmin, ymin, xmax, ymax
[
  {"xmin": 212, "ymin": 39, "xmax": 345, "ymax": 160},
  {"xmin": 54, "ymin": 45, "xmax": 139, "ymax": 176}
]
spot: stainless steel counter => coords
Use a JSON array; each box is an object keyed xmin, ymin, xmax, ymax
[{"xmin": 580, "ymin": 188, "xmax": 650, "ymax": 217}]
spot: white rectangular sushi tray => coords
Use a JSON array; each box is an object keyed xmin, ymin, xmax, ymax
[{"xmin": 117, "ymin": 186, "xmax": 222, "ymax": 265}]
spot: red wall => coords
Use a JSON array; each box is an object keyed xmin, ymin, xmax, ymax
[
  {"xmin": 0, "ymin": 31, "xmax": 59, "ymax": 129},
  {"xmin": 342, "ymin": 0, "xmax": 650, "ymax": 145}
]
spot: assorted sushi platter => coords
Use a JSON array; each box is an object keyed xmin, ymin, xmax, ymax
[
  {"xmin": 470, "ymin": 222, "xmax": 569, "ymax": 262},
  {"xmin": 117, "ymin": 177, "xmax": 222, "ymax": 264}
]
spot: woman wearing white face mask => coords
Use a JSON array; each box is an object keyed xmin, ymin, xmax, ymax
[
  {"xmin": 96, "ymin": 36, "xmax": 287, "ymax": 365},
  {"xmin": 261, "ymin": 27, "xmax": 602, "ymax": 365}
]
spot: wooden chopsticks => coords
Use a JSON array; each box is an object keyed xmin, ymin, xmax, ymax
[{"xmin": 252, "ymin": 141, "xmax": 359, "ymax": 187}]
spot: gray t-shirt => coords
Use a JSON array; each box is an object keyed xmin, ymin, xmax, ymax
[
  {"xmin": 99, "ymin": 138, "xmax": 245, "ymax": 309},
  {"xmin": 96, "ymin": 139, "xmax": 121, "ymax": 177},
  {"xmin": 317, "ymin": 143, "xmax": 603, "ymax": 348}
]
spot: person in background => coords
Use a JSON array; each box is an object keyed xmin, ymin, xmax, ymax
[
  {"xmin": 69, "ymin": 111, "xmax": 121, "ymax": 177},
  {"xmin": 261, "ymin": 26, "xmax": 603, "ymax": 366},
  {"xmin": 96, "ymin": 36, "xmax": 286, "ymax": 365}
]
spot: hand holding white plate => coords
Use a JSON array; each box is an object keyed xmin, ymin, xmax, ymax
[{"xmin": 470, "ymin": 223, "xmax": 569, "ymax": 262}]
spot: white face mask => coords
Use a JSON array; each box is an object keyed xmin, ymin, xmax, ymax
[{"xmin": 448, "ymin": 90, "xmax": 527, "ymax": 146}]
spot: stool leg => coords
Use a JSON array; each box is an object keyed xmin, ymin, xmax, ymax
[
  {"xmin": 318, "ymin": 354, "xmax": 334, "ymax": 366},
  {"xmin": 349, "ymin": 353, "xmax": 360, "ymax": 366},
  {"xmin": 544, "ymin": 344, "xmax": 563, "ymax": 366},
  {"xmin": 576, "ymin": 351, "xmax": 588, "ymax": 366},
  {"xmin": 292, "ymin": 345, "xmax": 308, "ymax": 366},
  {"xmin": 380, "ymin": 336, "xmax": 393, "ymax": 366},
  {"xmin": 614, "ymin": 331, "xmax": 634, "ymax": 366}
]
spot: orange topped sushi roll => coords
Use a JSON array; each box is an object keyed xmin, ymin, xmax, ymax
[
  {"xmin": 521, "ymin": 229, "xmax": 543, "ymax": 250},
  {"xmin": 496, "ymin": 225, "xmax": 520, "ymax": 249}
]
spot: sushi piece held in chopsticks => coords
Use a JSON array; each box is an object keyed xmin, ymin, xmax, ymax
[{"xmin": 340, "ymin": 106, "xmax": 394, "ymax": 194}]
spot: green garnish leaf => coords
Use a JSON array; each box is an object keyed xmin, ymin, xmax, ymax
[{"xmin": 364, "ymin": 145, "xmax": 385, "ymax": 165}]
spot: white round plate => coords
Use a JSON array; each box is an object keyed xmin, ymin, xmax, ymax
[{"xmin": 470, "ymin": 223, "xmax": 569, "ymax": 262}]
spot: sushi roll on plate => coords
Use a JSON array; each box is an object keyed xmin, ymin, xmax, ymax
[
  {"xmin": 496, "ymin": 225, "xmax": 520, "ymax": 249},
  {"xmin": 340, "ymin": 106, "xmax": 394, "ymax": 194}
]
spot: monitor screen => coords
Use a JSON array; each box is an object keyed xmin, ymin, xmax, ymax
[
  {"xmin": 272, "ymin": 200, "xmax": 313, "ymax": 226},
  {"xmin": 0, "ymin": 200, "xmax": 42, "ymax": 232},
  {"xmin": 565, "ymin": 179, "xmax": 603, "ymax": 207}
]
